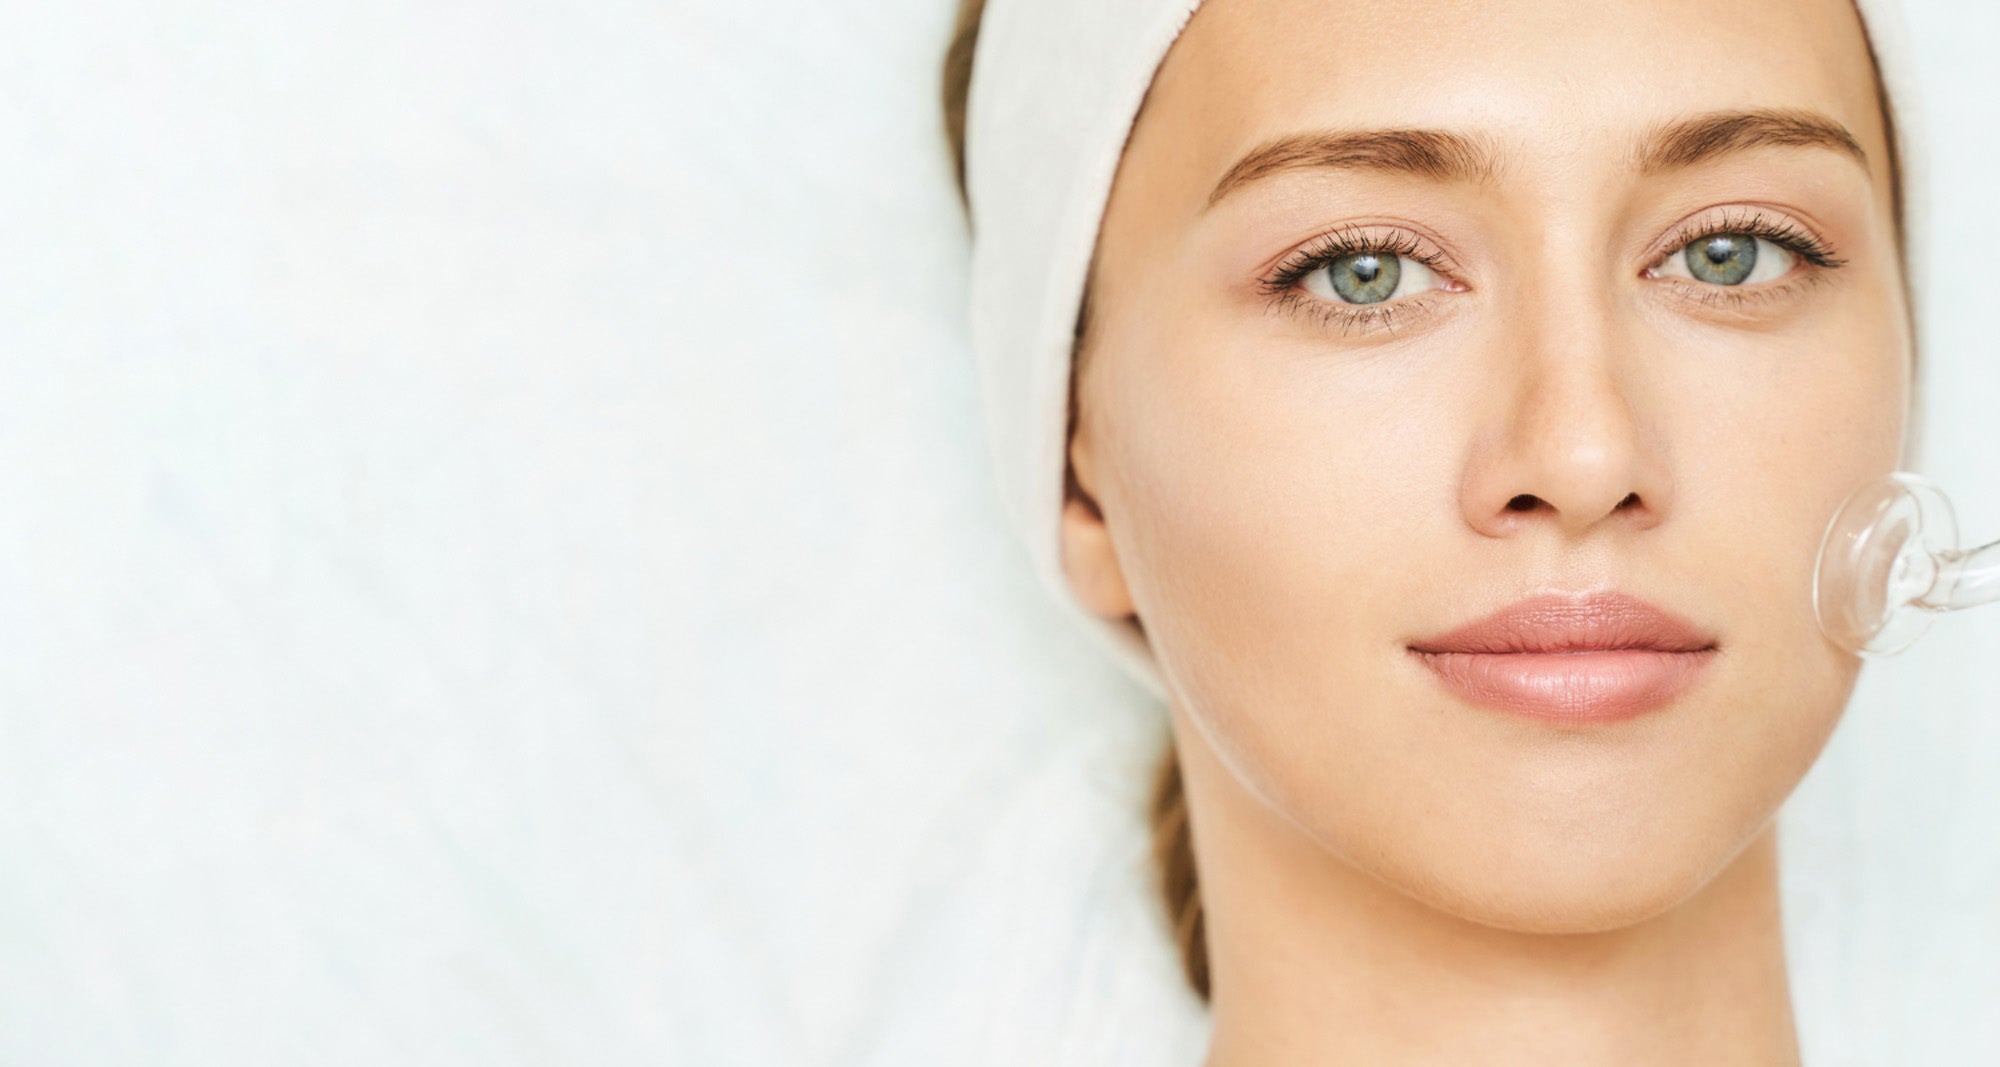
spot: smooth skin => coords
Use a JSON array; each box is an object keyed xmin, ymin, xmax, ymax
[{"xmin": 1058, "ymin": 0, "xmax": 1909, "ymax": 1063}]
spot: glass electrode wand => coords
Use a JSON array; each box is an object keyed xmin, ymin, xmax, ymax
[{"xmin": 1815, "ymin": 472, "xmax": 2000, "ymax": 657}]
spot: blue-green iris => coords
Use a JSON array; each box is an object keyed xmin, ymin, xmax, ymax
[
  {"xmin": 1686, "ymin": 234, "xmax": 1757, "ymax": 285},
  {"xmin": 1327, "ymin": 252, "xmax": 1401, "ymax": 304}
]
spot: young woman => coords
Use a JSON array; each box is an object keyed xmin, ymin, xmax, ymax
[{"xmin": 943, "ymin": 0, "xmax": 1919, "ymax": 1061}]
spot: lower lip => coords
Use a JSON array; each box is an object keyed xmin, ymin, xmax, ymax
[{"xmin": 1409, "ymin": 648, "xmax": 1717, "ymax": 724}]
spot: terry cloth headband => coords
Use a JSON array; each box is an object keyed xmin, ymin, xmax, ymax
[{"xmin": 964, "ymin": 0, "xmax": 1931, "ymax": 703}]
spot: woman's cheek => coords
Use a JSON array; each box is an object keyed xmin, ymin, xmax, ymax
[
  {"xmin": 1109, "ymin": 329, "xmax": 1440, "ymax": 697},
  {"xmin": 1687, "ymin": 306, "xmax": 1906, "ymax": 598}
]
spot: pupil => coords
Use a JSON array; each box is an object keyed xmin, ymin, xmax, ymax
[
  {"xmin": 1351, "ymin": 256, "xmax": 1381, "ymax": 282},
  {"xmin": 1704, "ymin": 238, "xmax": 1738, "ymax": 264}
]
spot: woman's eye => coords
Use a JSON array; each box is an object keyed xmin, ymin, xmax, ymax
[
  {"xmin": 1301, "ymin": 251, "xmax": 1445, "ymax": 305},
  {"xmin": 1652, "ymin": 232, "xmax": 1798, "ymax": 286}
]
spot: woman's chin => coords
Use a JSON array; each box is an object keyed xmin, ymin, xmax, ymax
[{"xmin": 1359, "ymin": 818, "xmax": 1766, "ymax": 937}]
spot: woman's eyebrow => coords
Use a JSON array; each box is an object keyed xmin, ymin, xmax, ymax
[
  {"xmin": 1633, "ymin": 107, "xmax": 1868, "ymax": 176},
  {"xmin": 1204, "ymin": 108, "xmax": 1870, "ymax": 211},
  {"xmin": 1205, "ymin": 128, "xmax": 1498, "ymax": 210}
]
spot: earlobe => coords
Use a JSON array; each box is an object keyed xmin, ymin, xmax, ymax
[{"xmin": 1059, "ymin": 484, "xmax": 1136, "ymax": 620}]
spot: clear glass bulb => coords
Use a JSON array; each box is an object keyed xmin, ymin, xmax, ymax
[{"xmin": 1814, "ymin": 472, "xmax": 2000, "ymax": 656}]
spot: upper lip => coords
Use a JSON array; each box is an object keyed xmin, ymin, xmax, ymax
[{"xmin": 1409, "ymin": 590, "xmax": 1718, "ymax": 655}]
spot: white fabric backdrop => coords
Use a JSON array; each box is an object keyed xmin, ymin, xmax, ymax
[{"xmin": 0, "ymin": 1, "xmax": 1993, "ymax": 1064}]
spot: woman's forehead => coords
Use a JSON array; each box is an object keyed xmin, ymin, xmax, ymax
[{"xmin": 1135, "ymin": 0, "xmax": 1890, "ymax": 204}]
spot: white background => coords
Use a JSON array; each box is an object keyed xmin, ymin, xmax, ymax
[{"xmin": 1, "ymin": 1, "xmax": 1995, "ymax": 1064}]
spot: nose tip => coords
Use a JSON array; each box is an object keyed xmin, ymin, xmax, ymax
[{"xmin": 1464, "ymin": 377, "xmax": 1668, "ymax": 539}]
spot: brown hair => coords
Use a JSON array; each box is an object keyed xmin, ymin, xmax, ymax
[
  {"xmin": 941, "ymin": 0, "xmax": 1211, "ymax": 1005},
  {"xmin": 941, "ymin": 0, "xmax": 982, "ymax": 217},
  {"xmin": 940, "ymin": 0, "xmax": 1909, "ymax": 1012}
]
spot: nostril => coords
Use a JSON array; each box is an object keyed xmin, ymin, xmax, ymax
[{"xmin": 1502, "ymin": 492, "xmax": 1642, "ymax": 517}]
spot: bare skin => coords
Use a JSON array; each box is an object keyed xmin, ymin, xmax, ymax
[{"xmin": 1055, "ymin": 0, "xmax": 1910, "ymax": 1063}]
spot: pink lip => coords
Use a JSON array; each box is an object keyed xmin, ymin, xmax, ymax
[{"xmin": 1407, "ymin": 590, "xmax": 1719, "ymax": 724}]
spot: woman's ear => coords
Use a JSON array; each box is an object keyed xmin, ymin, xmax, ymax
[{"xmin": 1059, "ymin": 434, "xmax": 1137, "ymax": 619}]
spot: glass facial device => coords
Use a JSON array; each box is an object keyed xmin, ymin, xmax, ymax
[{"xmin": 1815, "ymin": 472, "xmax": 2000, "ymax": 656}]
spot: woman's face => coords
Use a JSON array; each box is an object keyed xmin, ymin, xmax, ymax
[{"xmin": 1064, "ymin": 0, "xmax": 1909, "ymax": 930}]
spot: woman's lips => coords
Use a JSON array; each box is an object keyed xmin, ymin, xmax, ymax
[{"xmin": 1407, "ymin": 590, "xmax": 1719, "ymax": 723}]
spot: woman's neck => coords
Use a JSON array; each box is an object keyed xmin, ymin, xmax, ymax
[{"xmin": 1176, "ymin": 706, "xmax": 1800, "ymax": 1067}]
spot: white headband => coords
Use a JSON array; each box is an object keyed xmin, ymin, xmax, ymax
[{"xmin": 965, "ymin": 0, "xmax": 1930, "ymax": 703}]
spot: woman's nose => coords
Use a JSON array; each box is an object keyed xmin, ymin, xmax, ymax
[{"xmin": 1459, "ymin": 288, "xmax": 1674, "ymax": 541}]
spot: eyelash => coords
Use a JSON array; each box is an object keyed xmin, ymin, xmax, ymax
[
  {"xmin": 1258, "ymin": 224, "xmax": 1458, "ymax": 337},
  {"xmin": 1259, "ymin": 210, "xmax": 1847, "ymax": 335},
  {"xmin": 1646, "ymin": 208, "xmax": 1847, "ymax": 307}
]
